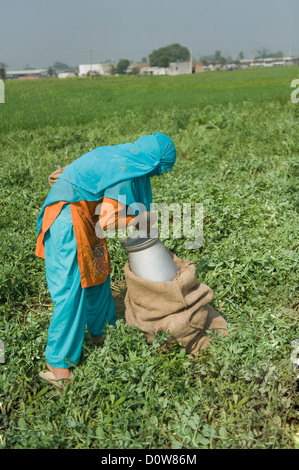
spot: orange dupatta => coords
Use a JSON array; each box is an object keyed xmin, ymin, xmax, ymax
[{"xmin": 35, "ymin": 198, "xmax": 134, "ymax": 288}]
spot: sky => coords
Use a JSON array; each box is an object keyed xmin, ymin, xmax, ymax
[{"xmin": 1, "ymin": 0, "xmax": 298, "ymax": 70}]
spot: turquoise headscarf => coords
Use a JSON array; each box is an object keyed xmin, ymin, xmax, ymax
[{"xmin": 36, "ymin": 132, "xmax": 176, "ymax": 237}]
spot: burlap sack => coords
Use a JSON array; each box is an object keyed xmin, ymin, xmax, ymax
[
  {"xmin": 124, "ymin": 253, "xmax": 228, "ymax": 355},
  {"xmin": 48, "ymin": 166, "xmax": 68, "ymax": 187}
]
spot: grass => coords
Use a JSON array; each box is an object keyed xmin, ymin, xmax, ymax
[
  {"xmin": 0, "ymin": 67, "xmax": 299, "ymax": 449},
  {"xmin": 1, "ymin": 66, "xmax": 297, "ymax": 132}
]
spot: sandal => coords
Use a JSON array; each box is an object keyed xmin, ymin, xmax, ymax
[{"xmin": 38, "ymin": 370, "xmax": 74, "ymax": 388}]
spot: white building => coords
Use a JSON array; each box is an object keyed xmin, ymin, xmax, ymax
[
  {"xmin": 140, "ymin": 60, "xmax": 192, "ymax": 76},
  {"xmin": 168, "ymin": 61, "xmax": 192, "ymax": 75},
  {"xmin": 6, "ymin": 69, "xmax": 48, "ymax": 79},
  {"xmin": 57, "ymin": 72, "xmax": 76, "ymax": 79},
  {"xmin": 242, "ymin": 56, "xmax": 296, "ymax": 68},
  {"xmin": 79, "ymin": 63, "xmax": 113, "ymax": 77},
  {"xmin": 140, "ymin": 66, "xmax": 169, "ymax": 75}
]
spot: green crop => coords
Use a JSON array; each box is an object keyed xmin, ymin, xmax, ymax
[{"xmin": 0, "ymin": 67, "xmax": 299, "ymax": 449}]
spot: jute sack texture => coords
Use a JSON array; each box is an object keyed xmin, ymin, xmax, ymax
[
  {"xmin": 124, "ymin": 253, "xmax": 229, "ymax": 355},
  {"xmin": 48, "ymin": 166, "xmax": 68, "ymax": 187}
]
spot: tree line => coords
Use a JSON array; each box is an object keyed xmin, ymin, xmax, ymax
[
  {"xmin": 1, "ymin": 44, "xmax": 290, "ymax": 78},
  {"xmin": 110, "ymin": 44, "xmax": 190, "ymax": 74}
]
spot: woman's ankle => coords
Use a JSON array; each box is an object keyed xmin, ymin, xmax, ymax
[{"xmin": 46, "ymin": 362, "xmax": 72, "ymax": 378}]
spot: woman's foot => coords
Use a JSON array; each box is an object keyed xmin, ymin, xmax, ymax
[{"xmin": 46, "ymin": 362, "xmax": 72, "ymax": 379}]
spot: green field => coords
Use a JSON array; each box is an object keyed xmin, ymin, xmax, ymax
[{"xmin": 0, "ymin": 67, "xmax": 299, "ymax": 449}]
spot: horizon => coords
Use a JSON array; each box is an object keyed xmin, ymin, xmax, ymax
[
  {"xmin": 1, "ymin": 0, "xmax": 298, "ymax": 70},
  {"xmin": 4, "ymin": 48, "xmax": 298, "ymax": 73}
]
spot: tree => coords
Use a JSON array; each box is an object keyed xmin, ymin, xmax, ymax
[
  {"xmin": 115, "ymin": 59, "xmax": 130, "ymax": 75},
  {"xmin": 255, "ymin": 48, "xmax": 284, "ymax": 59},
  {"xmin": 110, "ymin": 64, "xmax": 117, "ymax": 75},
  {"xmin": 218, "ymin": 56, "xmax": 227, "ymax": 66},
  {"xmin": 53, "ymin": 61, "xmax": 70, "ymax": 69},
  {"xmin": 201, "ymin": 54, "xmax": 216, "ymax": 64},
  {"xmin": 272, "ymin": 51, "xmax": 284, "ymax": 58},
  {"xmin": 149, "ymin": 43, "xmax": 190, "ymax": 67},
  {"xmin": 47, "ymin": 66, "xmax": 55, "ymax": 77},
  {"xmin": 214, "ymin": 50, "xmax": 222, "ymax": 61},
  {"xmin": 157, "ymin": 56, "xmax": 170, "ymax": 68},
  {"xmin": 238, "ymin": 51, "xmax": 244, "ymax": 60},
  {"xmin": 128, "ymin": 67, "xmax": 140, "ymax": 76},
  {"xmin": 212, "ymin": 50, "xmax": 227, "ymax": 66},
  {"xmin": 255, "ymin": 47, "xmax": 270, "ymax": 58}
]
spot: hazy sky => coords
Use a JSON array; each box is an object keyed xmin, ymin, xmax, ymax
[{"xmin": 1, "ymin": 0, "xmax": 298, "ymax": 69}]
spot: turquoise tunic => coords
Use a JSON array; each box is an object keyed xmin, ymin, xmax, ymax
[{"xmin": 38, "ymin": 133, "xmax": 176, "ymax": 368}]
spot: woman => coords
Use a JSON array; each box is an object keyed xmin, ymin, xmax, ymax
[{"xmin": 35, "ymin": 132, "xmax": 176, "ymax": 386}]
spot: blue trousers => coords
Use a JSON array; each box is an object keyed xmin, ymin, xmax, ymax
[{"xmin": 44, "ymin": 204, "xmax": 116, "ymax": 368}]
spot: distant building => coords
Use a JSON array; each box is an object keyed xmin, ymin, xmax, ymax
[
  {"xmin": 140, "ymin": 59, "xmax": 195, "ymax": 76},
  {"xmin": 240, "ymin": 56, "xmax": 296, "ymax": 69},
  {"xmin": 225, "ymin": 63, "xmax": 238, "ymax": 71},
  {"xmin": 6, "ymin": 69, "xmax": 48, "ymax": 79},
  {"xmin": 57, "ymin": 71, "xmax": 77, "ymax": 79},
  {"xmin": 168, "ymin": 60, "xmax": 192, "ymax": 75},
  {"xmin": 193, "ymin": 63, "xmax": 205, "ymax": 73},
  {"xmin": 140, "ymin": 66, "xmax": 169, "ymax": 75},
  {"xmin": 79, "ymin": 63, "xmax": 114, "ymax": 77},
  {"xmin": 126, "ymin": 62, "xmax": 149, "ymax": 74}
]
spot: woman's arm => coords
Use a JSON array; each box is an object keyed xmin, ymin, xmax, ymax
[
  {"xmin": 98, "ymin": 197, "xmax": 157, "ymax": 233},
  {"xmin": 98, "ymin": 197, "xmax": 134, "ymax": 231}
]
